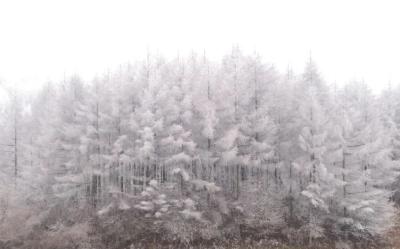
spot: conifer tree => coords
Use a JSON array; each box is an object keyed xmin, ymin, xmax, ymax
[{"xmin": 294, "ymin": 59, "xmax": 338, "ymax": 243}]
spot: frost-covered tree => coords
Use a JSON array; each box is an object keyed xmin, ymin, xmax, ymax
[
  {"xmin": 293, "ymin": 59, "xmax": 339, "ymax": 243},
  {"xmin": 274, "ymin": 65, "xmax": 301, "ymax": 225},
  {"xmin": 331, "ymin": 81, "xmax": 398, "ymax": 237},
  {"xmin": 0, "ymin": 84, "xmax": 24, "ymax": 184},
  {"xmin": 51, "ymin": 75, "xmax": 88, "ymax": 203},
  {"xmin": 216, "ymin": 46, "xmax": 246, "ymax": 199},
  {"xmin": 191, "ymin": 54, "xmax": 220, "ymax": 184},
  {"xmin": 158, "ymin": 58, "xmax": 196, "ymax": 196},
  {"xmin": 1, "ymin": 49, "xmax": 399, "ymax": 247},
  {"xmin": 238, "ymin": 52, "xmax": 277, "ymax": 192},
  {"xmin": 130, "ymin": 51, "xmax": 166, "ymax": 194}
]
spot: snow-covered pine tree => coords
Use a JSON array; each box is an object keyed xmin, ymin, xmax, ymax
[
  {"xmin": 294, "ymin": 58, "xmax": 339, "ymax": 243},
  {"xmin": 215, "ymin": 45, "xmax": 246, "ymax": 199},
  {"xmin": 158, "ymin": 57, "xmax": 196, "ymax": 196},
  {"xmin": 0, "ymin": 84, "xmax": 24, "ymax": 186},
  {"xmin": 116, "ymin": 63, "xmax": 141, "ymax": 196},
  {"xmin": 130, "ymin": 50, "xmax": 164, "ymax": 193},
  {"xmin": 28, "ymin": 81, "xmax": 63, "ymax": 204},
  {"xmin": 51, "ymin": 75, "xmax": 88, "ymax": 204},
  {"xmin": 333, "ymin": 80, "xmax": 398, "ymax": 237},
  {"xmin": 378, "ymin": 83, "xmax": 400, "ymax": 203},
  {"xmin": 274, "ymin": 64, "xmax": 302, "ymax": 225},
  {"xmin": 239, "ymin": 51, "xmax": 277, "ymax": 192},
  {"xmin": 190, "ymin": 52, "xmax": 219, "ymax": 184}
]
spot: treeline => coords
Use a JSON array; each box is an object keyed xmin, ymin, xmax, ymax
[{"xmin": 0, "ymin": 47, "xmax": 399, "ymax": 248}]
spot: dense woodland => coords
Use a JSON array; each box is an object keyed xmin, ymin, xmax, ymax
[{"xmin": 1, "ymin": 48, "xmax": 400, "ymax": 248}]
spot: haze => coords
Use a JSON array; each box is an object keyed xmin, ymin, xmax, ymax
[{"xmin": 0, "ymin": 0, "xmax": 399, "ymax": 93}]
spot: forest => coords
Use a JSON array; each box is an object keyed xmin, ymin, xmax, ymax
[{"xmin": 0, "ymin": 47, "xmax": 399, "ymax": 249}]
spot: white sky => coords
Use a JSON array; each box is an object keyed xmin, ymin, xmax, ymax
[{"xmin": 0, "ymin": 0, "xmax": 399, "ymax": 94}]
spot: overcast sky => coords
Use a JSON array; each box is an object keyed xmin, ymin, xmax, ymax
[{"xmin": 0, "ymin": 0, "xmax": 399, "ymax": 94}]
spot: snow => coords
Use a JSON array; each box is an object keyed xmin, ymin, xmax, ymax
[
  {"xmin": 179, "ymin": 209, "xmax": 202, "ymax": 221},
  {"xmin": 97, "ymin": 203, "xmax": 114, "ymax": 216},
  {"xmin": 118, "ymin": 200, "xmax": 131, "ymax": 210},
  {"xmin": 1, "ymin": 46, "xmax": 398, "ymax": 247}
]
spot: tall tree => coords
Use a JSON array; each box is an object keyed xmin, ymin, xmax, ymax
[{"xmin": 294, "ymin": 59, "xmax": 338, "ymax": 243}]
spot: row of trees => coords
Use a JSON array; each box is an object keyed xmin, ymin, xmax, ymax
[{"xmin": 0, "ymin": 48, "xmax": 399, "ymax": 245}]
